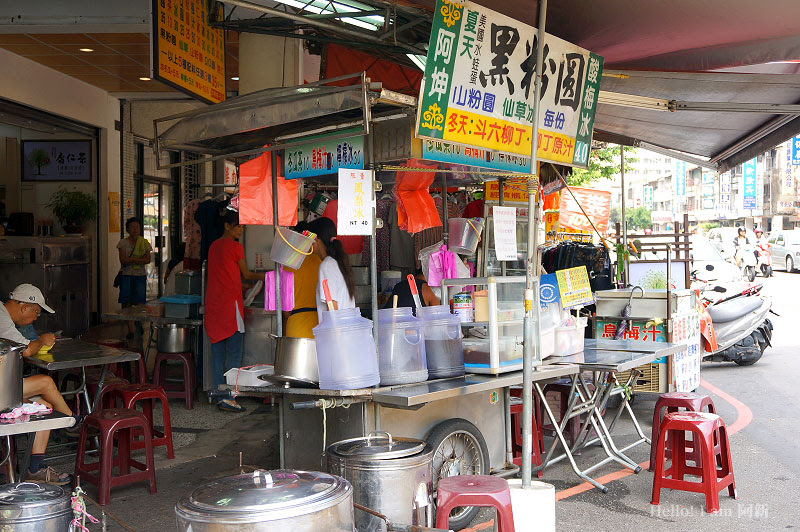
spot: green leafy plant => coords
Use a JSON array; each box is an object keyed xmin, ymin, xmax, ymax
[
  {"xmin": 567, "ymin": 144, "xmax": 638, "ymax": 187},
  {"xmin": 47, "ymin": 188, "xmax": 98, "ymax": 231}
]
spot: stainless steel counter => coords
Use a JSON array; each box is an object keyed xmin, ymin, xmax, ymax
[
  {"xmin": 583, "ymin": 338, "xmax": 686, "ymax": 356},
  {"xmin": 26, "ymin": 339, "xmax": 140, "ymax": 371},
  {"xmin": 0, "ymin": 411, "xmax": 74, "ymax": 437},
  {"xmin": 103, "ymin": 309, "xmax": 202, "ymax": 327}
]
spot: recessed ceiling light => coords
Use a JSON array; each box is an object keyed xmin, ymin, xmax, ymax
[
  {"xmin": 139, "ymin": 77, "xmax": 151, "ymax": 81},
  {"xmin": 79, "ymin": 48, "xmax": 94, "ymax": 52},
  {"xmin": 231, "ymin": 76, "xmax": 239, "ymax": 81}
]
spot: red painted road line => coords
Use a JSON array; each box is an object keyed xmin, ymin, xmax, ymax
[{"xmin": 554, "ymin": 377, "xmax": 752, "ymax": 501}]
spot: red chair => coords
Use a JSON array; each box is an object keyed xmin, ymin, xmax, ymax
[
  {"xmin": 74, "ymin": 408, "xmax": 157, "ymax": 506},
  {"xmin": 436, "ymin": 475, "xmax": 515, "ymax": 531},
  {"xmin": 649, "ymin": 392, "xmax": 717, "ymax": 471},
  {"xmin": 152, "ymin": 351, "xmax": 196, "ymax": 410},
  {"xmin": 99, "ymin": 383, "xmax": 174, "ymax": 459},
  {"xmin": 651, "ymin": 411, "xmax": 737, "ymax": 514},
  {"xmin": 509, "ymin": 396, "xmax": 544, "ymax": 477}
]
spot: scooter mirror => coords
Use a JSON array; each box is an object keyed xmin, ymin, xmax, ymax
[
  {"xmin": 713, "ymin": 286, "xmax": 727, "ymax": 293},
  {"xmin": 706, "ymin": 264, "xmax": 715, "ymax": 271}
]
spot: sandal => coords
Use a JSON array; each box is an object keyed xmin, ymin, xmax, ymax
[{"xmin": 217, "ymin": 399, "xmax": 246, "ymax": 413}]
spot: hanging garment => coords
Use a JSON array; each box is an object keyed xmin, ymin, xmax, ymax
[
  {"xmin": 184, "ymin": 198, "xmax": 202, "ymax": 262},
  {"xmin": 264, "ymin": 270, "xmax": 295, "ymax": 311}
]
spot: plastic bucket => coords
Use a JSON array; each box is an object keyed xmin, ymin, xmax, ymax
[
  {"xmin": 312, "ymin": 308, "xmax": 380, "ymax": 390},
  {"xmin": 418, "ymin": 305, "xmax": 464, "ymax": 378},
  {"xmin": 376, "ymin": 308, "xmax": 428, "ymax": 385},
  {"xmin": 448, "ymin": 218, "xmax": 484, "ymax": 255},
  {"xmin": 270, "ymin": 227, "xmax": 316, "ymax": 269}
]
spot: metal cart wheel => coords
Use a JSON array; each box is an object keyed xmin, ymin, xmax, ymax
[{"xmin": 426, "ymin": 418, "xmax": 491, "ymax": 531}]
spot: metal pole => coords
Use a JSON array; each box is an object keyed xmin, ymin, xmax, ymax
[
  {"xmin": 620, "ymin": 145, "xmax": 628, "ymax": 285},
  {"xmin": 521, "ymin": 0, "xmax": 547, "ymax": 489},
  {"xmin": 272, "ymin": 151, "xmax": 282, "ymax": 337}
]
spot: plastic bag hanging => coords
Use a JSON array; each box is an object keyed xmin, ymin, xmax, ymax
[
  {"xmin": 239, "ymin": 152, "xmax": 298, "ymax": 226},
  {"xmin": 395, "ymin": 158, "xmax": 441, "ymax": 234}
]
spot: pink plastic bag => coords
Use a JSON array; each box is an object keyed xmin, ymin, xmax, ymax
[
  {"xmin": 426, "ymin": 245, "xmax": 459, "ymax": 287},
  {"xmin": 264, "ymin": 270, "xmax": 295, "ymax": 311}
]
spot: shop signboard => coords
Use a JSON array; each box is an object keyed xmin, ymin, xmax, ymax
[
  {"xmin": 558, "ymin": 187, "xmax": 611, "ymax": 234},
  {"xmin": 555, "ymin": 266, "xmax": 593, "ymax": 308},
  {"xmin": 22, "ymin": 140, "xmax": 92, "ymax": 182},
  {"xmin": 643, "ymin": 185, "xmax": 654, "ymax": 209},
  {"xmin": 539, "ymin": 273, "xmax": 560, "ymax": 308},
  {"xmin": 792, "ymin": 136, "xmax": 800, "ymax": 165},
  {"xmin": 337, "ymin": 169, "xmax": 374, "ymax": 235},
  {"xmin": 484, "ymin": 177, "xmax": 529, "ymax": 204},
  {"xmin": 785, "ymin": 141, "xmax": 794, "ymax": 191},
  {"xmin": 673, "ymin": 160, "xmax": 686, "ymax": 196},
  {"xmin": 416, "ymin": 0, "xmax": 604, "ymax": 169},
  {"xmin": 152, "ymin": 0, "xmax": 226, "ymax": 104},
  {"xmin": 421, "ymin": 138, "xmax": 530, "ymax": 173},
  {"xmin": 284, "ymin": 131, "xmax": 364, "ymax": 179},
  {"xmin": 742, "ymin": 158, "xmax": 757, "ymax": 210}
]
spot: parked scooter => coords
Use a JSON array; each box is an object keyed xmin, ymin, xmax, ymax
[
  {"xmin": 756, "ymin": 238, "xmax": 773, "ymax": 277},
  {"xmin": 734, "ymin": 242, "xmax": 758, "ymax": 282},
  {"xmin": 696, "ymin": 280, "xmax": 773, "ymax": 366}
]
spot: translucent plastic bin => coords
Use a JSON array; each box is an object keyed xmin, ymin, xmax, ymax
[
  {"xmin": 312, "ymin": 308, "xmax": 380, "ymax": 390},
  {"xmin": 448, "ymin": 218, "xmax": 484, "ymax": 255},
  {"xmin": 270, "ymin": 227, "xmax": 316, "ymax": 269},
  {"xmin": 417, "ymin": 305, "xmax": 464, "ymax": 378},
  {"xmin": 224, "ymin": 366, "xmax": 274, "ymax": 387},
  {"xmin": 553, "ymin": 317, "xmax": 587, "ymax": 357},
  {"xmin": 376, "ymin": 308, "xmax": 428, "ymax": 385}
]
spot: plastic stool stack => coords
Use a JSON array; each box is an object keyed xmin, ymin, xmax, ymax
[
  {"xmin": 436, "ymin": 475, "xmax": 515, "ymax": 531},
  {"xmin": 649, "ymin": 391, "xmax": 717, "ymax": 471}
]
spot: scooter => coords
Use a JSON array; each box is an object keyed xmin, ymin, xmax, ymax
[
  {"xmin": 734, "ymin": 243, "xmax": 758, "ymax": 282},
  {"xmin": 696, "ymin": 280, "xmax": 773, "ymax": 366},
  {"xmin": 756, "ymin": 240, "xmax": 773, "ymax": 277}
]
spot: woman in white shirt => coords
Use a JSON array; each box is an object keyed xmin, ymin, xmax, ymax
[{"xmin": 307, "ymin": 217, "xmax": 356, "ymax": 319}]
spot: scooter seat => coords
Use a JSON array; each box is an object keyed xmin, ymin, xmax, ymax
[{"xmin": 707, "ymin": 297, "xmax": 763, "ymax": 324}]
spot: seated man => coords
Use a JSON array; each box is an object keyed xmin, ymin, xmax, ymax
[{"xmin": 1, "ymin": 283, "xmax": 77, "ymax": 485}]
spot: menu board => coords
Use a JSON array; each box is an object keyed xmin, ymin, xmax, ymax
[
  {"xmin": 555, "ymin": 266, "xmax": 593, "ymax": 308},
  {"xmin": 152, "ymin": 0, "xmax": 226, "ymax": 103},
  {"xmin": 417, "ymin": 0, "xmax": 603, "ymax": 169}
]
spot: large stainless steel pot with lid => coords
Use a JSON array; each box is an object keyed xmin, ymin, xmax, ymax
[
  {"xmin": 174, "ymin": 469, "xmax": 353, "ymax": 532},
  {"xmin": 0, "ymin": 482, "xmax": 73, "ymax": 532},
  {"xmin": 0, "ymin": 339, "xmax": 25, "ymax": 412},
  {"xmin": 327, "ymin": 431, "xmax": 434, "ymax": 532}
]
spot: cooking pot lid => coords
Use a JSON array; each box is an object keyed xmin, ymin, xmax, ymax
[
  {"xmin": 0, "ymin": 482, "xmax": 67, "ymax": 506},
  {"xmin": 185, "ymin": 470, "xmax": 346, "ymax": 514},
  {"xmin": 328, "ymin": 431, "xmax": 425, "ymax": 459}
]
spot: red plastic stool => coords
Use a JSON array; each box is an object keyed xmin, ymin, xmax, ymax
[
  {"xmin": 509, "ymin": 397, "xmax": 544, "ymax": 477},
  {"xmin": 436, "ymin": 475, "xmax": 515, "ymax": 531},
  {"xmin": 649, "ymin": 392, "xmax": 717, "ymax": 471},
  {"xmin": 651, "ymin": 411, "xmax": 737, "ymax": 514},
  {"xmin": 152, "ymin": 352, "xmax": 196, "ymax": 410},
  {"xmin": 74, "ymin": 408, "xmax": 157, "ymax": 506},
  {"xmin": 100, "ymin": 384, "xmax": 174, "ymax": 459}
]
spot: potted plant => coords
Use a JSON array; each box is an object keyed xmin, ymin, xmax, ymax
[{"xmin": 47, "ymin": 188, "xmax": 98, "ymax": 234}]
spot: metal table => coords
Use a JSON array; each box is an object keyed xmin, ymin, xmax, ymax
[
  {"xmin": 541, "ymin": 341, "xmax": 686, "ymax": 492},
  {"xmin": 0, "ymin": 412, "xmax": 74, "ymax": 482},
  {"xmin": 26, "ymin": 339, "xmax": 141, "ymax": 412}
]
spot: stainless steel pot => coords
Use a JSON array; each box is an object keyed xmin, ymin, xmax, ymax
[
  {"xmin": 327, "ymin": 431, "xmax": 434, "ymax": 532},
  {"xmin": 0, "ymin": 482, "xmax": 73, "ymax": 532},
  {"xmin": 262, "ymin": 335, "xmax": 318, "ymax": 387},
  {"xmin": 157, "ymin": 324, "xmax": 191, "ymax": 353},
  {"xmin": 0, "ymin": 339, "xmax": 25, "ymax": 412},
  {"xmin": 175, "ymin": 469, "xmax": 354, "ymax": 532}
]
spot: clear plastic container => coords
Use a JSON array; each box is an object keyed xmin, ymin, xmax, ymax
[
  {"xmin": 376, "ymin": 308, "xmax": 428, "ymax": 385},
  {"xmin": 312, "ymin": 308, "xmax": 380, "ymax": 390},
  {"xmin": 417, "ymin": 305, "xmax": 465, "ymax": 378},
  {"xmin": 448, "ymin": 218, "xmax": 484, "ymax": 255},
  {"xmin": 270, "ymin": 227, "xmax": 316, "ymax": 269},
  {"xmin": 553, "ymin": 317, "xmax": 587, "ymax": 357}
]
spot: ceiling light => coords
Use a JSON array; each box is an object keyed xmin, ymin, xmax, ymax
[
  {"xmin": 407, "ymin": 54, "xmax": 426, "ymax": 71},
  {"xmin": 231, "ymin": 76, "xmax": 239, "ymax": 81},
  {"xmin": 272, "ymin": 0, "xmax": 383, "ymax": 31},
  {"xmin": 79, "ymin": 48, "xmax": 94, "ymax": 52},
  {"xmin": 139, "ymin": 77, "xmax": 151, "ymax": 81}
]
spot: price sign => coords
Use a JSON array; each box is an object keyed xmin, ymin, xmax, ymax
[
  {"xmin": 492, "ymin": 206, "xmax": 518, "ymax": 260},
  {"xmin": 555, "ymin": 266, "xmax": 593, "ymax": 308},
  {"xmin": 337, "ymin": 169, "xmax": 375, "ymax": 235}
]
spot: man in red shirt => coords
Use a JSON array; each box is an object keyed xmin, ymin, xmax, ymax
[{"xmin": 205, "ymin": 211, "xmax": 262, "ymax": 412}]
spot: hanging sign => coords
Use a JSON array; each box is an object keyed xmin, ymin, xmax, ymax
[
  {"xmin": 337, "ymin": 169, "xmax": 375, "ymax": 235},
  {"xmin": 492, "ymin": 206, "xmax": 518, "ymax": 260},
  {"xmin": 152, "ymin": 0, "xmax": 226, "ymax": 104},
  {"xmin": 643, "ymin": 185, "xmax": 654, "ymax": 209},
  {"xmin": 539, "ymin": 273, "xmax": 561, "ymax": 308},
  {"xmin": 674, "ymin": 160, "xmax": 686, "ymax": 197},
  {"xmin": 484, "ymin": 177, "xmax": 529, "ymax": 204},
  {"xmin": 555, "ymin": 266, "xmax": 593, "ymax": 308},
  {"xmin": 742, "ymin": 158, "xmax": 757, "ymax": 210},
  {"xmin": 792, "ymin": 136, "xmax": 800, "ymax": 166},
  {"xmin": 558, "ymin": 187, "xmax": 611, "ymax": 234},
  {"xmin": 416, "ymin": 0, "xmax": 603, "ymax": 169},
  {"xmin": 421, "ymin": 139, "xmax": 531, "ymax": 173},
  {"xmin": 284, "ymin": 130, "xmax": 364, "ymax": 179}
]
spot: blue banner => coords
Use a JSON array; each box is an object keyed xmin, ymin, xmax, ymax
[
  {"xmin": 673, "ymin": 160, "xmax": 686, "ymax": 196},
  {"xmin": 792, "ymin": 136, "xmax": 800, "ymax": 166},
  {"xmin": 539, "ymin": 273, "xmax": 561, "ymax": 309},
  {"xmin": 742, "ymin": 158, "xmax": 757, "ymax": 210},
  {"xmin": 284, "ymin": 130, "xmax": 364, "ymax": 179}
]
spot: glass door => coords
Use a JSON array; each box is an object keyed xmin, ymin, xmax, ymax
[{"xmin": 141, "ymin": 181, "xmax": 173, "ymax": 300}]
